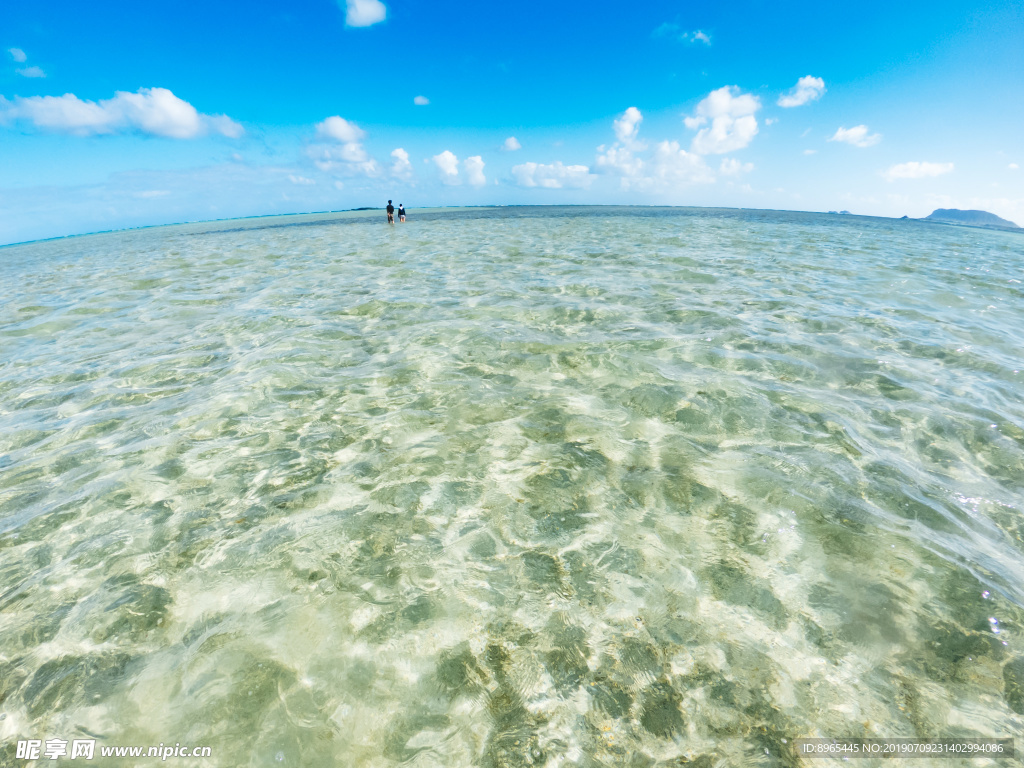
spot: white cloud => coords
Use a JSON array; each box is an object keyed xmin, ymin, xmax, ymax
[
  {"xmin": 464, "ymin": 155, "xmax": 486, "ymax": 186},
  {"xmin": 502, "ymin": 136, "xmax": 521, "ymax": 151},
  {"xmin": 17, "ymin": 66, "xmax": 46, "ymax": 78},
  {"xmin": 720, "ymin": 157, "xmax": 753, "ymax": 175},
  {"xmin": 596, "ymin": 144, "xmax": 645, "ymax": 180},
  {"xmin": 777, "ymin": 76, "xmax": 825, "ymax": 108},
  {"xmin": 289, "ymin": 174, "xmax": 316, "ymax": 185},
  {"xmin": 647, "ymin": 141, "xmax": 715, "ymax": 186},
  {"xmin": 803, "ymin": 149, "xmax": 817, "ymax": 155},
  {"xmin": 0, "ymin": 93, "xmax": 126, "ymax": 135},
  {"xmin": 596, "ymin": 107, "xmax": 648, "ymax": 183},
  {"xmin": 433, "ymin": 150, "xmax": 460, "ymax": 184},
  {"xmin": 344, "ymin": 0, "xmax": 387, "ymax": 27},
  {"xmin": 207, "ymin": 114, "xmax": 244, "ymax": 139},
  {"xmin": 390, "ymin": 147, "xmax": 413, "ymax": 178},
  {"xmin": 512, "ymin": 161, "xmax": 594, "ymax": 189},
  {"xmin": 684, "ymin": 86, "xmax": 760, "ymax": 155},
  {"xmin": 413, "ymin": 95, "xmax": 429, "ymax": 106},
  {"xmin": 0, "ymin": 87, "xmax": 242, "ymax": 139},
  {"xmin": 597, "ymin": 107, "xmax": 713, "ymax": 189},
  {"xmin": 316, "ymin": 115, "xmax": 365, "ymax": 143},
  {"xmin": 311, "ymin": 116, "xmax": 376, "ymax": 175},
  {"xmin": 829, "ymin": 125, "xmax": 881, "ymax": 147},
  {"xmin": 613, "ymin": 106, "xmax": 643, "ymax": 146},
  {"xmin": 1010, "ymin": 163, "xmax": 1019, "ymax": 170},
  {"xmin": 765, "ymin": 117, "xmax": 777, "ymax": 125},
  {"xmin": 308, "ymin": 143, "xmax": 379, "ymax": 177},
  {"xmin": 653, "ymin": 23, "xmax": 711, "ymax": 45},
  {"xmin": 115, "ymin": 89, "xmax": 207, "ymax": 138},
  {"xmin": 341, "ymin": 143, "xmax": 369, "ymax": 162},
  {"xmin": 8, "ymin": 47, "xmax": 26, "ymax": 63},
  {"xmin": 883, "ymin": 162, "xmax": 954, "ymax": 182}
]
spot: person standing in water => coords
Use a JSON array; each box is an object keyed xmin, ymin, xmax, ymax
[
  {"xmin": 386, "ymin": 200, "xmax": 395, "ymax": 223},
  {"xmin": 398, "ymin": 204, "xmax": 406, "ymax": 222}
]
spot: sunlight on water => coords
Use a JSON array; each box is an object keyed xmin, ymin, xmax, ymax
[{"xmin": 1, "ymin": 207, "xmax": 1022, "ymax": 766}]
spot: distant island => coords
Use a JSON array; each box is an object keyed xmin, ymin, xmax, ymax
[{"xmin": 920, "ymin": 208, "xmax": 1020, "ymax": 230}]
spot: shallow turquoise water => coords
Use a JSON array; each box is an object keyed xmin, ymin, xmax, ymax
[{"xmin": 1, "ymin": 206, "xmax": 1022, "ymax": 766}]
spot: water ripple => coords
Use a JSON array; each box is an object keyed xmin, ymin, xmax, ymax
[{"xmin": 1, "ymin": 208, "xmax": 1022, "ymax": 766}]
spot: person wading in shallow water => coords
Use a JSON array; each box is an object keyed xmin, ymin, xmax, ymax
[
  {"xmin": 398, "ymin": 204, "xmax": 406, "ymax": 222},
  {"xmin": 386, "ymin": 200, "xmax": 395, "ymax": 224}
]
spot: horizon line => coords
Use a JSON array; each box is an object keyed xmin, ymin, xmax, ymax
[{"xmin": 0, "ymin": 204, "xmax": 1011, "ymax": 249}]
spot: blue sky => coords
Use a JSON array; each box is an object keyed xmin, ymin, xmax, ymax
[{"xmin": 1, "ymin": 0, "xmax": 1022, "ymax": 244}]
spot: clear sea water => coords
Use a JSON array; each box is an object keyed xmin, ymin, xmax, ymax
[{"xmin": 1, "ymin": 206, "xmax": 1022, "ymax": 766}]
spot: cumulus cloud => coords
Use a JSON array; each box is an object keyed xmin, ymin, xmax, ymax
[
  {"xmin": 596, "ymin": 144, "xmax": 645, "ymax": 180},
  {"xmin": 464, "ymin": 155, "xmax": 486, "ymax": 187},
  {"xmin": 720, "ymin": 157, "xmax": 753, "ymax": 175},
  {"xmin": 647, "ymin": 141, "xmax": 715, "ymax": 186},
  {"xmin": 0, "ymin": 87, "xmax": 242, "ymax": 138},
  {"xmin": 653, "ymin": 23, "xmax": 711, "ymax": 44},
  {"xmin": 289, "ymin": 174, "xmax": 316, "ymax": 185},
  {"xmin": 390, "ymin": 147, "xmax": 413, "ymax": 178},
  {"xmin": 777, "ymin": 76, "xmax": 825, "ymax": 108},
  {"xmin": 883, "ymin": 162, "xmax": 954, "ymax": 182},
  {"xmin": 308, "ymin": 144, "xmax": 378, "ymax": 176},
  {"xmin": 9, "ymin": 47, "xmax": 27, "ymax": 63},
  {"xmin": 336, "ymin": 143, "xmax": 370, "ymax": 163},
  {"xmin": 413, "ymin": 95, "xmax": 429, "ymax": 106},
  {"xmin": 597, "ymin": 107, "xmax": 713, "ymax": 189},
  {"xmin": 310, "ymin": 116, "xmax": 378, "ymax": 176},
  {"xmin": 829, "ymin": 125, "xmax": 881, "ymax": 147},
  {"xmin": 512, "ymin": 161, "xmax": 594, "ymax": 189},
  {"xmin": 316, "ymin": 115, "xmax": 365, "ymax": 143},
  {"xmin": 596, "ymin": 107, "xmax": 649, "ymax": 184},
  {"xmin": 344, "ymin": 0, "xmax": 386, "ymax": 27},
  {"xmin": 17, "ymin": 66, "xmax": 46, "ymax": 78},
  {"xmin": 684, "ymin": 86, "xmax": 760, "ymax": 155},
  {"xmin": 613, "ymin": 106, "xmax": 644, "ymax": 146},
  {"xmin": 433, "ymin": 150, "xmax": 460, "ymax": 184},
  {"xmin": 308, "ymin": 116, "xmax": 377, "ymax": 175},
  {"xmin": 502, "ymin": 136, "xmax": 521, "ymax": 151}
]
